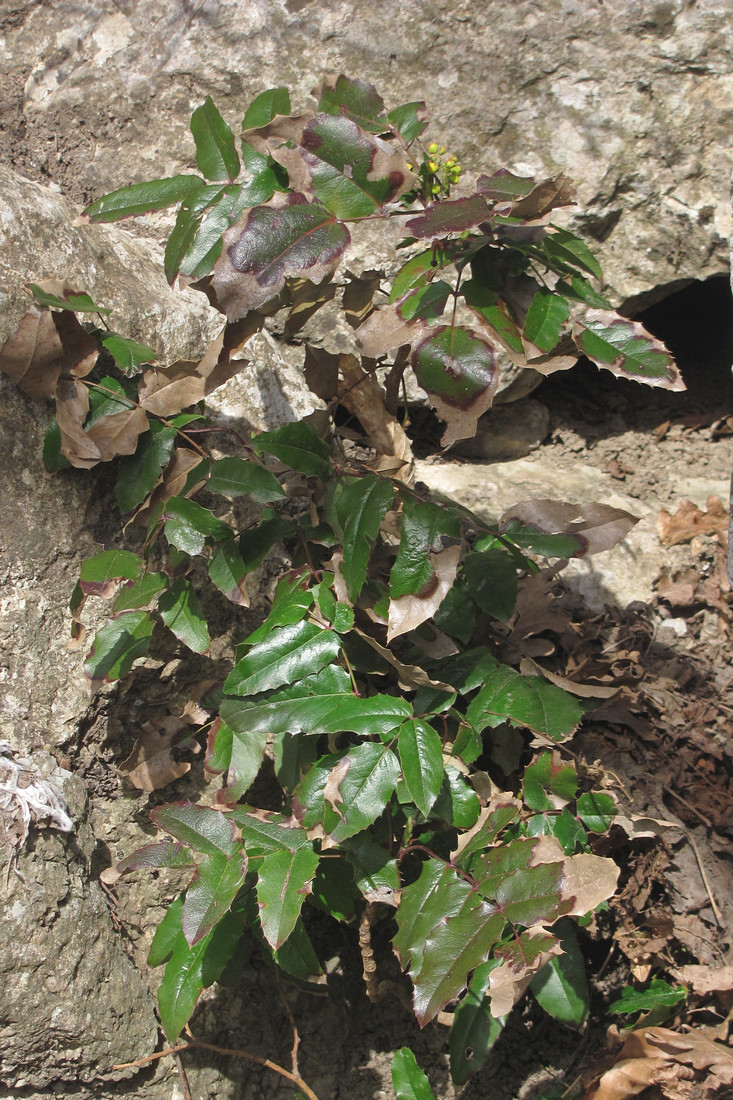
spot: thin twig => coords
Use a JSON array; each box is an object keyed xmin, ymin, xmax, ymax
[
  {"xmin": 664, "ymin": 784, "xmax": 713, "ymax": 829},
  {"xmin": 172, "ymin": 1048, "xmax": 192, "ymax": 1100},
  {"xmin": 275, "ymin": 966, "xmax": 301, "ymax": 1077},
  {"xmin": 112, "ymin": 1040, "xmax": 321, "ymax": 1100},
  {"xmin": 684, "ymin": 831, "xmax": 723, "ymax": 927}
]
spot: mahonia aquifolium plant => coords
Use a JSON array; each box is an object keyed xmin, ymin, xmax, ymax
[{"xmin": 0, "ymin": 75, "xmax": 683, "ymax": 1096}]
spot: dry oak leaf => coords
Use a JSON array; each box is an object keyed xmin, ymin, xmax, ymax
[{"xmin": 657, "ymin": 497, "xmax": 729, "ymax": 548}]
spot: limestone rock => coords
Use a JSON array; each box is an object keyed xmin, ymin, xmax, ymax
[{"xmin": 1, "ymin": 0, "xmax": 730, "ymax": 311}]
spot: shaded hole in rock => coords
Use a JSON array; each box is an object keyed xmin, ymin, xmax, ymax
[{"xmin": 538, "ymin": 274, "xmax": 733, "ymax": 442}]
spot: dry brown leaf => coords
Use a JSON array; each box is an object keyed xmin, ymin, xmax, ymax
[
  {"xmin": 322, "ymin": 756, "xmax": 350, "ymax": 820},
  {"xmin": 0, "ymin": 291, "xmax": 98, "ymax": 402},
  {"xmin": 586, "ymin": 1025, "xmax": 733, "ymax": 1100},
  {"xmin": 559, "ymin": 852, "xmax": 620, "ymax": 916},
  {"xmin": 54, "ymin": 377, "xmax": 148, "ymax": 469},
  {"xmin": 353, "ymin": 627, "xmax": 454, "ymax": 691},
  {"xmin": 488, "ymin": 928, "xmax": 562, "ymax": 1018},
  {"xmin": 338, "ymin": 353, "xmax": 413, "ymax": 477},
  {"xmin": 387, "ymin": 544, "xmax": 460, "ymax": 643},
  {"xmin": 356, "ymin": 308, "xmax": 422, "ymax": 358},
  {"xmin": 118, "ymin": 718, "xmax": 199, "ymax": 792},
  {"xmin": 519, "ymin": 656, "xmax": 619, "ymax": 699},
  {"xmin": 658, "ymin": 497, "xmax": 729, "ymax": 548},
  {"xmin": 671, "ymin": 964, "xmax": 733, "ymax": 995},
  {"xmin": 501, "ymin": 499, "xmax": 639, "ymax": 556},
  {"xmin": 342, "ymin": 268, "xmax": 382, "ymax": 329}
]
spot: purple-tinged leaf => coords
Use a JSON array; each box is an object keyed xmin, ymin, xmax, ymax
[
  {"xmin": 113, "ymin": 571, "xmax": 167, "ymax": 612},
  {"xmin": 406, "ymin": 195, "xmax": 493, "ymax": 239},
  {"xmin": 183, "ymin": 849, "xmax": 248, "ymax": 944},
  {"xmin": 82, "ymin": 175, "xmax": 206, "ymax": 222},
  {"xmin": 224, "ymin": 620, "xmax": 342, "ymax": 696},
  {"xmin": 84, "ymin": 610, "xmax": 154, "ymax": 682},
  {"xmin": 523, "ymin": 751, "xmax": 577, "ymax": 811},
  {"xmin": 393, "ymin": 858, "xmax": 506, "ymax": 1026},
  {"xmin": 462, "ymin": 279, "xmax": 525, "ymax": 357},
  {"xmin": 104, "ymin": 841, "xmax": 195, "ymax": 884},
  {"xmin": 509, "ymin": 174, "xmax": 576, "ymax": 220},
  {"xmin": 210, "ymin": 196, "xmax": 350, "ymax": 321},
  {"xmin": 489, "ymin": 929, "xmax": 562, "ymax": 1018},
  {"xmin": 80, "ymin": 549, "xmax": 141, "ymax": 597},
  {"xmin": 410, "ymin": 324, "xmax": 498, "ymax": 447},
  {"xmin": 573, "ymin": 310, "xmax": 684, "ymax": 390},
  {"xmin": 151, "ymin": 801, "xmax": 239, "ymax": 857},
  {"xmin": 387, "ymin": 102, "xmax": 429, "ymax": 143},
  {"xmin": 256, "ymin": 845, "xmax": 320, "ymax": 949},
  {"xmin": 158, "ymin": 578, "xmax": 210, "ymax": 654},
  {"xmin": 476, "ymin": 170, "xmax": 536, "ymax": 203},
  {"xmin": 229, "ymin": 808, "xmax": 312, "ymax": 853},
  {"xmin": 523, "ymin": 289, "xmax": 570, "ymax": 353},
  {"xmin": 190, "ymin": 96, "xmax": 240, "ymax": 182},
  {"xmin": 315, "ymin": 73, "xmax": 389, "ymax": 134},
  {"xmin": 390, "ymin": 244, "xmax": 457, "ymax": 303}
]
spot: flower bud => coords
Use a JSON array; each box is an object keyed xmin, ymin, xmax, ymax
[{"xmin": 428, "ymin": 142, "xmax": 438, "ymax": 155}]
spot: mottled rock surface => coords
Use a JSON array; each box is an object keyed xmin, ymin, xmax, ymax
[{"xmin": 1, "ymin": 0, "xmax": 731, "ymax": 308}]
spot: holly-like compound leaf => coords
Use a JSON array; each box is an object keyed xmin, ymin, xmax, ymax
[
  {"xmin": 315, "ymin": 73, "xmax": 389, "ymax": 134},
  {"xmin": 267, "ymin": 113, "xmax": 414, "ymax": 220},
  {"xmin": 411, "ymin": 325, "xmax": 498, "ymax": 447},
  {"xmin": 393, "ymin": 858, "xmax": 506, "ymax": 1026},
  {"xmin": 183, "ymin": 848, "xmax": 248, "ymax": 945},
  {"xmin": 405, "ymin": 195, "xmax": 493, "ymax": 239},
  {"xmin": 252, "ymin": 421, "xmax": 330, "ymax": 479},
  {"xmin": 208, "ymin": 456, "xmax": 285, "ymax": 503},
  {"xmin": 608, "ymin": 978, "xmax": 687, "ymax": 1017},
  {"xmin": 466, "ymin": 658, "xmax": 583, "ymax": 741},
  {"xmin": 391, "ymin": 1048, "xmax": 438, "ymax": 1100},
  {"xmin": 100, "ymin": 334, "xmax": 156, "ymax": 374},
  {"xmin": 530, "ymin": 918, "xmax": 589, "ymax": 1026},
  {"xmin": 156, "ymin": 907, "xmax": 243, "ymax": 1040},
  {"xmin": 388, "ymin": 101, "xmax": 429, "ymax": 143},
  {"xmin": 294, "ymin": 742, "xmax": 401, "ymax": 844},
  {"xmin": 158, "ymin": 578, "xmax": 210, "ymax": 654},
  {"xmin": 151, "ymin": 801, "xmax": 239, "ymax": 857},
  {"xmin": 573, "ymin": 310, "xmax": 684, "ymax": 390},
  {"xmin": 398, "ymin": 719, "xmax": 444, "ymax": 818},
  {"xmin": 390, "ymin": 497, "xmax": 461, "ymax": 599},
  {"xmin": 163, "ymin": 496, "xmax": 232, "ymax": 555},
  {"xmin": 82, "ymin": 175, "xmax": 206, "ymax": 222},
  {"xmin": 462, "ymin": 279, "xmax": 525, "ymax": 358},
  {"xmin": 79, "ymin": 549, "xmax": 141, "ymax": 596},
  {"xmin": 256, "ymin": 844, "xmax": 320, "ymax": 949},
  {"xmin": 336, "ymin": 474, "xmax": 395, "ymax": 601},
  {"xmin": 84, "ymin": 610, "xmax": 154, "ymax": 682},
  {"xmin": 545, "ymin": 227, "xmax": 602, "ymax": 280},
  {"xmin": 244, "ymin": 570, "xmax": 314, "ymax": 645},
  {"xmin": 224, "ymin": 620, "xmax": 342, "ymax": 695},
  {"xmin": 523, "ymin": 289, "xmax": 570, "ymax": 353},
  {"xmin": 221, "ymin": 664, "xmax": 411, "ymax": 739},
  {"xmin": 449, "ymin": 960, "xmax": 507, "ymax": 1086},
  {"xmin": 210, "ymin": 196, "xmax": 350, "ymax": 321},
  {"xmin": 190, "ymin": 96, "xmax": 240, "ymax": 182}
]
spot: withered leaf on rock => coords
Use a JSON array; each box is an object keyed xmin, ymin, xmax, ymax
[
  {"xmin": 119, "ymin": 716, "xmax": 201, "ymax": 792},
  {"xmin": 388, "ymin": 544, "xmax": 461, "ymax": 642},
  {"xmin": 501, "ymin": 499, "xmax": 639, "ymax": 557},
  {"xmin": 0, "ymin": 300, "xmax": 97, "ymax": 401}
]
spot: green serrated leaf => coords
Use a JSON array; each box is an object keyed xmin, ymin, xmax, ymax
[
  {"xmin": 84, "ymin": 611, "xmax": 154, "ymax": 681},
  {"xmin": 244, "ymin": 571, "xmax": 314, "ymax": 645},
  {"xmin": 183, "ymin": 849, "xmax": 248, "ymax": 945},
  {"xmin": 337, "ymin": 474, "xmax": 395, "ymax": 601},
  {"xmin": 190, "ymin": 96, "xmax": 240, "ymax": 182},
  {"xmin": 462, "ymin": 279, "xmax": 525, "ymax": 356},
  {"xmin": 257, "ymin": 845, "xmax": 320, "ymax": 950},
  {"xmin": 157, "ymin": 578, "xmax": 210, "ymax": 654},
  {"xmin": 43, "ymin": 417, "xmax": 71, "ymax": 472},
  {"xmin": 391, "ymin": 1048, "xmax": 438, "ymax": 1100},
  {"xmin": 80, "ymin": 549, "xmax": 141, "ymax": 593},
  {"xmin": 157, "ymin": 908, "xmax": 242, "ymax": 1039},
  {"xmin": 394, "ymin": 858, "xmax": 505, "ymax": 1026},
  {"xmin": 398, "ymin": 719, "xmax": 444, "ymax": 818},
  {"xmin": 388, "ymin": 101, "xmax": 429, "ymax": 143},
  {"xmin": 449, "ymin": 960, "xmax": 506, "ymax": 1086},
  {"xmin": 462, "ymin": 549, "xmax": 518, "ymax": 620},
  {"xmin": 523, "ymin": 751, "xmax": 577, "ymax": 811},
  {"xmin": 390, "ymin": 245, "xmax": 455, "ymax": 302},
  {"xmin": 546, "ymin": 227, "xmax": 603, "ymax": 280},
  {"xmin": 295, "ymin": 744, "xmax": 401, "ymax": 843},
  {"xmin": 83, "ymin": 175, "xmax": 206, "ymax": 222},
  {"xmin": 576, "ymin": 791, "xmax": 615, "ymax": 833},
  {"xmin": 28, "ymin": 284, "xmax": 111, "ymax": 314},
  {"xmin": 432, "ymin": 766, "xmax": 480, "ymax": 829},
  {"xmin": 148, "ymin": 896, "xmax": 185, "ymax": 967},
  {"xmin": 224, "ymin": 620, "xmax": 341, "ymax": 696},
  {"xmin": 208, "ymin": 539, "xmax": 249, "ymax": 606},
  {"xmin": 530, "ymin": 919, "xmax": 589, "ymax": 1026},
  {"xmin": 573, "ymin": 310, "xmax": 683, "ymax": 390},
  {"xmin": 252, "ymin": 422, "xmax": 330, "ymax": 479},
  {"xmin": 208, "ymin": 457, "xmax": 285, "ymax": 503},
  {"xmin": 466, "ymin": 659, "xmax": 583, "ymax": 741},
  {"xmin": 115, "ymin": 420, "xmax": 178, "ymax": 513},
  {"xmin": 391, "ymin": 497, "xmax": 460, "ymax": 600},
  {"xmin": 100, "ymin": 334, "xmax": 156, "ymax": 374},
  {"xmin": 113, "ymin": 571, "xmax": 167, "ymax": 612},
  {"xmin": 317, "ymin": 74, "xmax": 388, "ymax": 134},
  {"xmin": 395, "ymin": 280, "xmax": 452, "ymax": 322},
  {"xmin": 608, "ymin": 979, "xmax": 687, "ymax": 1017},
  {"xmin": 242, "ymin": 86, "xmax": 291, "ymax": 130},
  {"xmin": 523, "ymin": 289, "xmax": 570, "ymax": 353},
  {"xmin": 163, "ymin": 496, "xmax": 232, "ymax": 555}
]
